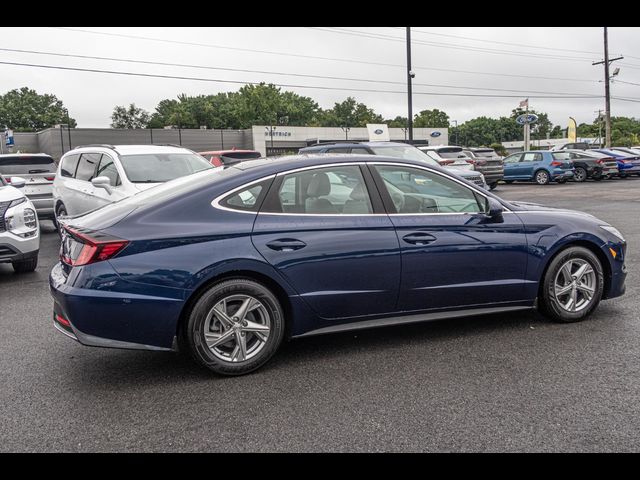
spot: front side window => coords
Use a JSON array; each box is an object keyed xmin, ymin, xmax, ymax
[
  {"xmin": 503, "ymin": 153, "xmax": 521, "ymax": 164},
  {"xmin": 118, "ymin": 153, "xmax": 213, "ymax": 183},
  {"xmin": 263, "ymin": 166, "xmax": 373, "ymax": 214},
  {"xmin": 75, "ymin": 153, "xmax": 101, "ymax": 181},
  {"xmin": 374, "ymin": 165, "xmax": 484, "ymax": 214}
]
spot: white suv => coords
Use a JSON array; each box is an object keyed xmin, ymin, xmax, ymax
[
  {"xmin": 0, "ymin": 175, "xmax": 40, "ymax": 273},
  {"xmin": 52, "ymin": 144, "xmax": 213, "ymax": 219}
]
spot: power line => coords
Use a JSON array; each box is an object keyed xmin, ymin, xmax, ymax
[
  {"xmin": 308, "ymin": 27, "xmax": 597, "ymax": 63},
  {"xmin": 0, "ymin": 60, "xmax": 608, "ymax": 100},
  {"xmin": 613, "ymin": 79, "xmax": 640, "ymax": 87},
  {"xmin": 389, "ymin": 26, "xmax": 603, "ymax": 56},
  {"xmin": 49, "ymin": 27, "xmax": 598, "ymax": 84},
  {"xmin": 0, "ymin": 47, "xmax": 604, "ymax": 97}
]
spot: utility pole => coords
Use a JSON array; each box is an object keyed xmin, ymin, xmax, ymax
[
  {"xmin": 593, "ymin": 27, "xmax": 623, "ymax": 148},
  {"xmin": 406, "ymin": 27, "xmax": 414, "ymax": 143}
]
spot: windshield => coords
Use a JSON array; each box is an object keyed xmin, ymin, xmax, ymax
[
  {"xmin": 119, "ymin": 153, "xmax": 213, "ymax": 183},
  {"xmin": 368, "ymin": 145, "xmax": 440, "ymax": 167}
]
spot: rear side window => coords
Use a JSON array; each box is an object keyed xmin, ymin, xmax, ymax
[
  {"xmin": 75, "ymin": 153, "xmax": 101, "ymax": 181},
  {"xmin": 60, "ymin": 154, "xmax": 80, "ymax": 178},
  {"xmin": 0, "ymin": 155, "xmax": 56, "ymax": 175},
  {"xmin": 219, "ymin": 179, "xmax": 272, "ymax": 212}
]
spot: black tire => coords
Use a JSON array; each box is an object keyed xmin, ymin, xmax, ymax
[
  {"xmin": 619, "ymin": 173, "xmax": 629, "ymax": 179},
  {"xmin": 539, "ymin": 246, "xmax": 604, "ymax": 323},
  {"xmin": 534, "ymin": 169, "xmax": 550, "ymax": 185},
  {"xmin": 573, "ymin": 166, "xmax": 587, "ymax": 183},
  {"xmin": 12, "ymin": 256, "xmax": 38, "ymax": 273},
  {"xmin": 489, "ymin": 182, "xmax": 498, "ymax": 190},
  {"xmin": 593, "ymin": 175, "xmax": 603, "ymax": 181},
  {"xmin": 55, "ymin": 203, "xmax": 67, "ymax": 235},
  {"xmin": 556, "ymin": 179, "xmax": 567, "ymax": 184},
  {"xmin": 179, "ymin": 278, "xmax": 285, "ymax": 376},
  {"xmin": 504, "ymin": 180, "xmax": 514, "ymax": 184}
]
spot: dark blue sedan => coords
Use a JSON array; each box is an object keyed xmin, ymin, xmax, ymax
[{"xmin": 50, "ymin": 154, "xmax": 627, "ymax": 375}]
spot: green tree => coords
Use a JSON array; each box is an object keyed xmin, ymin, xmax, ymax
[
  {"xmin": 0, "ymin": 87, "xmax": 77, "ymax": 131},
  {"xmin": 319, "ymin": 97, "xmax": 383, "ymax": 127},
  {"xmin": 385, "ymin": 116, "xmax": 408, "ymax": 128},
  {"xmin": 110, "ymin": 103, "xmax": 151, "ymax": 129},
  {"xmin": 413, "ymin": 108, "xmax": 449, "ymax": 128}
]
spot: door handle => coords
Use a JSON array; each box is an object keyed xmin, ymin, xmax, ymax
[
  {"xmin": 266, "ymin": 239, "xmax": 307, "ymax": 251},
  {"xmin": 402, "ymin": 232, "xmax": 437, "ymax": 245}
]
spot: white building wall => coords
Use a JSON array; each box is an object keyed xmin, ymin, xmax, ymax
[{"xmin": 251, "ymin": 126, "xmax": 448, "ymax": 156}]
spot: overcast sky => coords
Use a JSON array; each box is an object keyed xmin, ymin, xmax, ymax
[{"xmin": 1, "ymin": 27, "xmax": 639, "ymax": 129}]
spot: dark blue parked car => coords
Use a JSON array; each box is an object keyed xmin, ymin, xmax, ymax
[
  {"xmin": 502, "ymin": 150, "xmax": 575, "ymax": 185},
  {"xmin": 50, "ymin": 154, "xmax": 627, "ymax": 375},
  {"xmin": 588, "ymin": 148, "xmax": 640, "ymax": 178}
]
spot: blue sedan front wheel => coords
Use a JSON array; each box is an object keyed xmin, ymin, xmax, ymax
[
  {"xmin": 180, "ymin": 279, "xmax": 285, "ymax": 375},
  {"xmin": 540, "ymin": 246, "xmax": 604, "ymax": 323}
]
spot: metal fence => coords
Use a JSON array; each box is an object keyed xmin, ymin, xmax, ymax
[{"xmin": 1, "ymin": 128, "xmax": 255, "ymax": 161}]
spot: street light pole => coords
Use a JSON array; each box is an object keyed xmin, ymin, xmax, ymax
[
  {"xmin": 65, "ymin": 108, "xmax": 72, "ymax": 149},
  {"xmin": 452, "ymin": 120, "xmax": 458, "ymax": 145},
  {"xmin": 406, "ymin": 27, "xmax": 414, "ymax": 143},
  {"xmin": 593, "ymin": 27, "xmax": 623, "ymax": 148}
]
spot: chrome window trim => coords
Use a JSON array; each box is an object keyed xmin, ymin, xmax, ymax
[
  {"xmin": 211, "ymin": 174, "xmax": 276, "ymax": 215},
  {"xmin": 211, "ymin": 161, "xmax": 512, "ymax": 216}
]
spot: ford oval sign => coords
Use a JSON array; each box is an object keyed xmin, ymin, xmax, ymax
[
  {"xmin": 374, "ymin": 128, "xmax": 383, "ymax": 135},
  {"xmin": 430, "ymin": 131, "xmax": 442, "ymax": 137},
  {"xmin": 516, "ymin": 113, "xmax": 539, "ymax": 125}
]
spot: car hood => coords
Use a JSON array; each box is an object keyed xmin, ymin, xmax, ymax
[
  {"xmin": 0, "ymin": 185, "xmax": 26, "ymax": 203},
  {"xmin": 132, "ymin": 183, "xmax": 162, "ymax": 192},
  {"xmin": 510, "ymin": 200, "xmax": 600, "ymax": 220}
]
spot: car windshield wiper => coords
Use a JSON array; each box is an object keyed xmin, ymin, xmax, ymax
[{"xmin": 133, "ymin": 180, "xmax": 166, "ymax": 183}]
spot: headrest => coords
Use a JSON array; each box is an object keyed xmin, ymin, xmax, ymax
[
  {"xmin": 349, "ymin": 183, "xmax": 367, "ymax": 201},
  {"xmin": 307, "ymin": 172, "xmax": 331, "ymax": 197}
]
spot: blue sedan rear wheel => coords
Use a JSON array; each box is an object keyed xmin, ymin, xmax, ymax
[
  {"xmin": 534, "ymin": 170, "xmax": 550, "ymax": 185},
  {"xmin": 540, "ymin": 246, "xmax": 604, "ymax": 323},
  {"xmin": 180, "ymin": 279, "xmax": 285, "ymax": 375}
]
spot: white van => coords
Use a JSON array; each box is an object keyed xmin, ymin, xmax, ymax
[{"xmin": 52, "ymin": 144, "xmax": 213, "ymax": 220}]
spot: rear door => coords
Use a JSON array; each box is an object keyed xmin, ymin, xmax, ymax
[
  {"xmin": 66, "ymin": 152, "xmax": 100, "ymax": 215},
  {"xmin": 252, "ymin": 163, "xmax": 401, "ymax": 321}
]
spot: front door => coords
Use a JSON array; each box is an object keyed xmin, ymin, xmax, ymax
[
  {"xmin": 252, "ymin": 164, "xmax": 401, "ymax": 320},
  {"xmin": 370, "ymin": 163, "xmax": 530, "ymax": 313}
]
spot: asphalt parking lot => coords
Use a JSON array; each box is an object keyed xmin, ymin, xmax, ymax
[{"xmin": 1, "ymin": 177, "xmax": 639, "ymax": 452}]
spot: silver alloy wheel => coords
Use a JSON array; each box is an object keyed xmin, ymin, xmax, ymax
[
  {"xmin": 574, "ymin": 167, "xmax": 586, "ymax": 182},
  {"xmin": 203, "ymin": 294, "xmax": 271, "ymax": 363},
  {"xmin": 536, "ymin": 170, "xmax": 549, "ymax": 184},
  {"xmin": 553, "ymin": 259, "xmax": 597, "ymax": 313}
]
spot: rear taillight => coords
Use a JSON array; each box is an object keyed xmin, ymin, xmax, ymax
[
  {"xmin": 55, "ymin": 313, "xmax": 71, "ymax": 328},
  {"xmin": 465, "ymin": 159, "xmax": 476, "ymax": 165},
  {"xmin": 4, "ymin": 177, "xmax": 10, "ymax": 183},
  {"xmin": 439, "ymin": 159, "xmax": 455, "ymax": 166},
  {"xmin": 61, "ymin": 226, "xmax": 129, "ymax": 266},
  {"xmin": 550, "ymin": 161, "xmax": 563, "ymax": 167},
  {"xmin": 210, "ymin": 156, "xmax": 223, "ymax": 167},
  {"xmin": 45, "ymin": 175, "xmax": 55, "ymax": 181}
]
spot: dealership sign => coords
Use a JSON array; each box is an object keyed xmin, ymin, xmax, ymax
[
  {"xmin": 366, "ymin": 124, "xmax": 390, "ymax": 142},
  {"xmin": 430, "ymin": 131, "xmax": 442, "ymax": 137},
  {"xmin": 516, "ymin": 114, "xmax": 538, "ymax": 125}
]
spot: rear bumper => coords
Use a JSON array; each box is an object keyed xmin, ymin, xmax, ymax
[
  {"xmin": 551, "ymin": 170, "xmax": 574, "ymax": 180},
  {"xmin": 49, "ymin": 262, "xmax": 183, "ymax": 351}
]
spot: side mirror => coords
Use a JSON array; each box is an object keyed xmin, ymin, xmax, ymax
[
  {"xmin": 91, "ymin": 176, "xmax": 113, "ymax": 194},
  {"xmin": 10, "ymin": 176, "xmax": 26, "ymax": 188},
  {"xmin": 486, "ymin": 197, "xmax": 504, "ymax": 222}
]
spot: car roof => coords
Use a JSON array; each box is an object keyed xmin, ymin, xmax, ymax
[
  {"xmin": 302, "ymin": 141, "xmax": 413, "ymax": 149},
  {"xmin": 198, "ymin": 150, "xmax": 259, "ymax": 155},
  {"xmin": 0, "ymin": 153, "xmax": 53, "ymax": 158},
  {"xmin": 67, "ymin": 144, "xmax": 195, "ymax": 156},
  {"xmin": 418, "ymin": 145, "xmax": 463, "ymax": 150}
]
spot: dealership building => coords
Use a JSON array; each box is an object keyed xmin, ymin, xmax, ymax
[{"xmin": 1, "ymin": 125, "xmax": 449, "ymax": 160}]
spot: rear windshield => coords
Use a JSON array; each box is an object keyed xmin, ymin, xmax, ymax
[
  {"xmin": 437, "ymin": 148, "xmax": 467, "ymax": 159},
  {"xmin": 473, "ymin": 149, "xmax": 498, "ymax": 158},
  {"xmin": 369, "ymin": 145, "xmax": 439, "ymax": 166},
  {"xmin": 0, "ymin": 155, "xmax": 56, "ymax": 175},
  {"xmin": 552, "ymin": 152, "xmax": 571, "ymax": 161},
  {"xmin": 221, "ymin": 152, "xmax": 262, "ymax": 161},
  {"xmin": 118, "ymin": 153, "xmax": 213, "ymax": 183}
]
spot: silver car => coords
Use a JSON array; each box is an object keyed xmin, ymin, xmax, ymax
[
  {"xmin": 52, "ymin": 144, "xmax": 214, "ymax": 221},
  {"xmin": 0, "ymin": 153, "xmax": 56, "ymax": 224}
]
